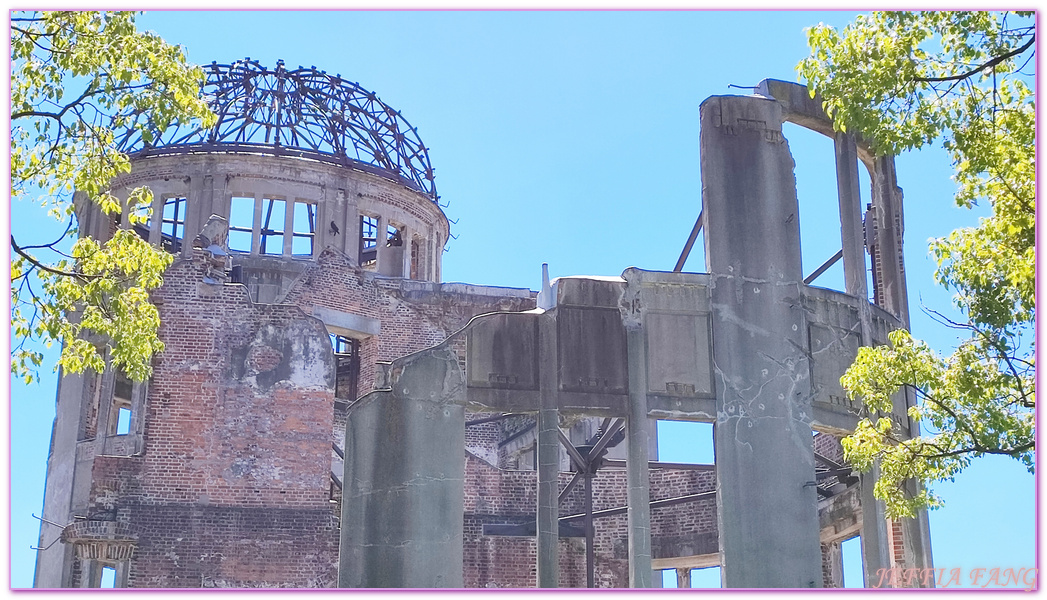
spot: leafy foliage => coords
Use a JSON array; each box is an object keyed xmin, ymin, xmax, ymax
[
  {"xmin": 798, "ymin": 11, "xmax": 1034, "ymax": 518},
  {"xmin": 11, "ymin": 11, "xmax": 215, "ymax": 382}
]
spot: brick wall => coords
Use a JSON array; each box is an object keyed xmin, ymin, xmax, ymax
[{"xmin": 463, "ymin": 453, "xmax": 717, "ymax": 588}]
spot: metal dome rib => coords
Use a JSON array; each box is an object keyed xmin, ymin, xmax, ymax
[{"xmin": 119, "ymin": 58, "xmax": 438, "ymax": 201}]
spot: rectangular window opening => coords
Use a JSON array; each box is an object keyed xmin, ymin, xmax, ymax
[
  {"xmin": 386, "ymin": 224, "xmax": 403, "ymax": 247},
  {"xmin": 842, "ymin": 535, "xmax": 863, "ymax": 587},
  {"xmin": 656, "ymin": 420, "xmax": 714, "ymax": 464},
  {"xmin": 115, "ymin": 407, "xmax": 131, "ymax": 436},
  {"xmin": 110, "ymin": 373, "xmax": 133, "ymax": 437},
  {"xmin": 131, "ymin": 201, "xmax": 152, "ymax": 244},
  {"xmin": 259, "ymin": 198, "xmax": 286, "ymax": 256},
  {"xmin": 690, "ymin": 566, "xmax": 721, "ymax": 588},
  {"xmin": 359, "ymin": 216, "xmax": 378, "ymax": 268},
  {"xmin": 331, "ymin": 334, "xmax": 361, "ymax": 401},
  {"xmin": 229, "ymin": 196, "xmax": 255, "ymax": 253},
  {"xmin": 160, "ymin": 196, "xmax": 187, "ymax": 254},
  {"xmin": 99, "ymin": 566, "xmax": 117, "ymax": 588},
  {"xmin": 292, "ymin": 201, "xmax": 316, "ymax": 257}
]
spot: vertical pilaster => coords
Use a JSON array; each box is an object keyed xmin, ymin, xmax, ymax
[
  {"xmin": 623, "ymin": 295, "xmax": 652, "ymax": 587},
  {"xmin": 376, "ymin": 216, "xmax": 389, "ymax": 273},
  {"xmin": 535, "ymin": 312, "xmax": 559, "ymax": 587},
  {"xmin": 401, "ymin": 226, "xmax": 412, "ymax": 278}
]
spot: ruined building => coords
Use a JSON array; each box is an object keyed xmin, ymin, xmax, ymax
[{"xmin": 34, "ymin": 61, "xmax": 932, "ymax": 588}]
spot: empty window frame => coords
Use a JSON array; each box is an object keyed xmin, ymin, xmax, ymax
[
  {"xmin": 330, "ymin": 334, "xmax": 361, "ymax": 401},
  {"xmin": 109, "ymin": 374, "xmax": 133, "ymax": 437},
  {"xmin": 160, "ymin": 196, "xmax": 187, "ymax": 253},
  {"xmin": 99, "ymin": 565, "xmax": 117, "ymax": 588},
  {"xmin": 292, "ymin": 200, "xmax": 316, "ymax": 257},
  {"xmin": 130, "ymin": 201, "xmax": 152, "ymax": 244},
  {"xmin": 259, "ymin": 198, "xmax": 286, "ymax": 256},
  {"xmin": 386, "ymin": 224, "xmax": 403, "ymax": 247},
  {"xmin": 359, "ymin": 215, "xmax": 378, "ymax": 267},
  {"xmin": 229, "ymin": 196, "xmax": 255, "ymax": 253}
]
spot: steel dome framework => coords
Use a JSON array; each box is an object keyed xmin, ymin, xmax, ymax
[{"xmin": 119, "ymin": 59, "xmax": 438, "ymax": 201}]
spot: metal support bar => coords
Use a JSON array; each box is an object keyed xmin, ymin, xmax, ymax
[
  {"xmin": 588, "ymin": 418, "xmax": 626, "ymax": 462},
  {"xmin": 561, "ymin": 490, "xmax": 716, "ymax": 522},
  {"xmin": 331, "ymin": 442, "xmax": 344, "ymax": 460},
  {"xmin": 673, "ymin": 210, "xmax": 704, "ymax": 272},
  {"xmin": 813, "ymin": 451, "xmax": 846, "ymax": 470},
  {"xmin": 465, "ymin": 412, "xmax": 524, "ymax": 427},
  {"xmin": 557, "ymin": 429, "xmax": 590, "ymax": 471},
  {"xmin": 558, "ymin": 471, "xmax": 584, "ymax": 504},
  {"xmin": 602, "ymin": 459, "xmax": 715, "ymax": 471},
  {"xmin": 803, "ymin": 248, "xmax": 844, "ymax": 285}
]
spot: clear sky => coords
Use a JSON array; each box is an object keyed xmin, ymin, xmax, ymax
[{"xmin": 8, "ymin": 9, "xmax": 1036, "ymax": 589}]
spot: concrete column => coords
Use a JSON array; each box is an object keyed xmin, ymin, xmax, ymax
[
  {"xmin": 375, "ymin": 216, "xmax": 389, "ymax": 272},
  {"xmin": 834, "ymin": 133, "xmax": 869, "ymax": 301},
  {"xmin": 535, "ymin": 312, "xmax": 559, "ymax": 587},
  {"xmin": 282, "ymin": 197, "xmax": 295, "ymax": 256},
  {"xmin": 625, "ymin": 326, "xmax": 652, "ymax": 587},
  {"xmin": 250, "ymin": 195, "xmax": 262, "ymax": 255},
  {"xmin": 700, "ymin": 95, "xmax": 822, "ymax": 588},
  {"xmin": 33, "ymin": 369, "xmax": 85, "ymax": 588},
  {"xmin": 676, "ymin": 568, "xmax": 691, "ymax": 588},
  {"xmin": 871, "ymin": 156, "xmax": 909, "ymax": 328},
  {"xmin": 342, "ymin": 189, "xmax": 358, "ymax": 259},
  {"xmin": 338, "ymin": 349, "xmax": 465, "ymax": 587},
  {"xmin": 183, "ymin": 175, "xmax": 206, "ymax": 259},
  {"xmin": 146, "ymin": 188, "xmax": 163, "ymax": 246},
  {"xmin": 401, "ymin": 226, "xmax": 412, "ymax": 278},
  {"xmin": 859, "ymin": 469, "xmax": 890, "ymax": 586}
]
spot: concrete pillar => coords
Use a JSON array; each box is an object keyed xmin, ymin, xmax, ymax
[
  {"xmin": 282, "ymin": 196, "xmax": 295, "ymax": 256},
  {"xmin": 535, "ymin": 312, "xmax": 559, "ymax": 587},
  {"xmin": 375, "ymin": 216, "xmax": 389, "ymax": 273},
  {"xmin": 676, "ymin": 568, "xmax": 691, "ymax": 588},
  {"xmin": 342, "ymin": 189, "xmax": 358, "ymax": 259},
  {"xmin": 33, "ymin": 368, "xmax": 85, "ymax": 588},
  {"xmin": 700, "ymin": 95, "xmax": 822, "ymax": 588},
  {"xmin": 623, "ymin": 300, "xmax": 652, "ymax": 587},
  {"xmin": 338, "ymin": 348, "xmax": 465, "ymax": 588},
  {"xmin": 402, "ymin": 226, "xmax": 412, "ymax": 278},
  {"xmin": 834, "ymin": 133, "xmax": 869, "ymax": 301},
  {"xmin": 871, "ymin": 156, "xmax": 909, "ymax": 329},
  {"xmin": 859, "ymin": 469, "xmax": 890, "ymax": 586}
]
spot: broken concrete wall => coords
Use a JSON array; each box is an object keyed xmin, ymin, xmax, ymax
[{"xmin": 339, "ymin": 347, "xmax": 466, "ymax": 588}]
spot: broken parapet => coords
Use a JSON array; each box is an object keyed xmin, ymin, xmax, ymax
[
  {"xmin": 338, "ymin": 345, "xmax": 466, "ymax": 588},
  {"xmin": 191, "ymin": 214, "xmax": 231, "ymax": 285}
]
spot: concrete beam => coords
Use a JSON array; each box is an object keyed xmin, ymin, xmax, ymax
[{"xmin": 312, "ymin": 306, "xmax": 381, "ymax": 338}]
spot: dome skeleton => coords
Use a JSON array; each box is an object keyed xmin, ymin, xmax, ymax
[{"xmin": 117, "ymin": 58, "xmax": 438, "ymax": 201}]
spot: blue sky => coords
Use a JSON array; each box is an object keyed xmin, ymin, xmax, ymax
[{"xmin": 8, "ymin": 10, "xmax": 1036, "ymax": 589}]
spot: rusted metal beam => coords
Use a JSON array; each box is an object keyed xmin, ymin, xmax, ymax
[
  {"xmin": 587, "ymin": 418, "xmax": 625, "ymax": 462},
  {"xmin": 673, "ymin": 209, "xmax": 704, "ymax": 272},
  {"xmin": 558, "ymin": 471, "xmax": 584, "ymax": 504},
  {"xmin": 561, "ymin": 492, "xmax": 716, "ymax": 519},
  {"xmin": 601, "ymin": 459, "xmax": 715, "ymax": 471},
  {"xmin": 557, "ymin": 429, "xmax": 589, "ymax": 471},
  {"xmin": 465, "ymin": 412, "xmax": 524, "ymax": 427},
  {"xmin": 803, "ymin": 248, "xmax": 844, "ymax": 285}
]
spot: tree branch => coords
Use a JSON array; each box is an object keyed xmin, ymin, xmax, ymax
[
  {"xmin": 914, "ymin": 35, "xmax": 1035, "ymax": 83},
  {"xmin": 11, "ymin": 236, "xmax": 96, "ymax": 281}
]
